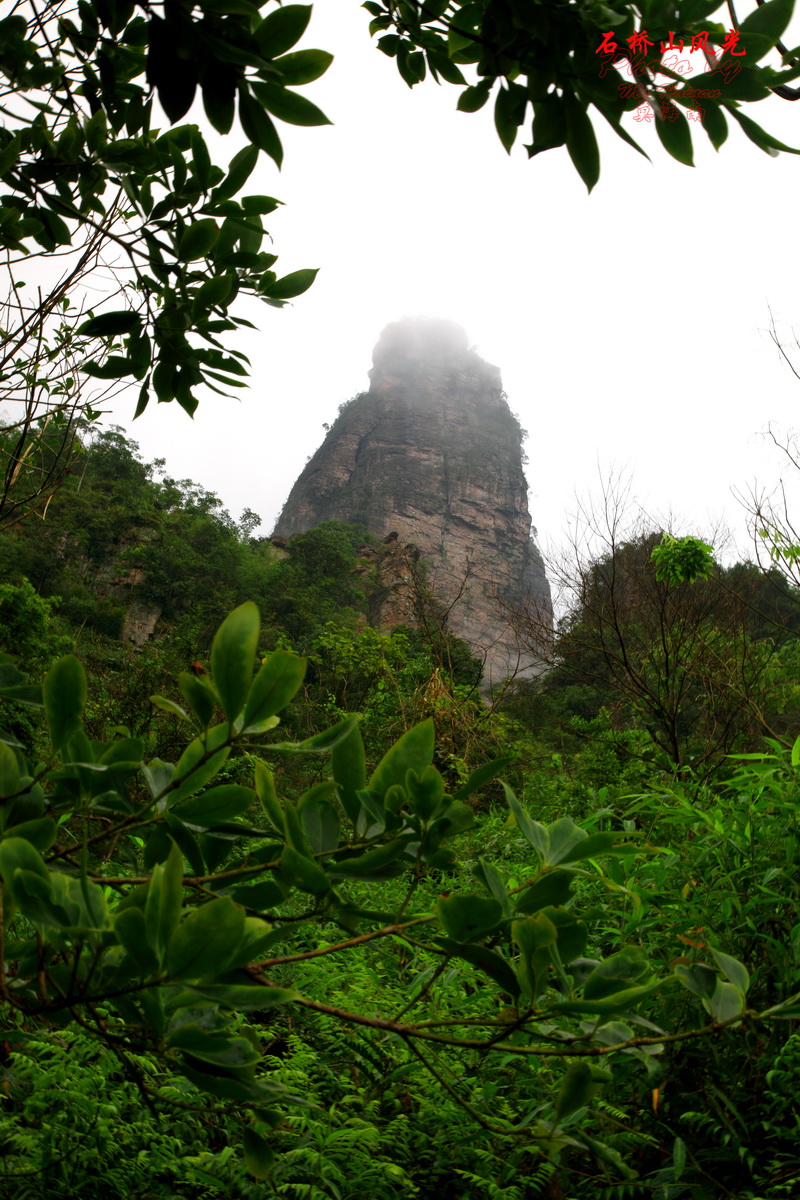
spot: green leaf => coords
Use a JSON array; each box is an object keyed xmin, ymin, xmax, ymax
[
  {"xmin": 172, "ymin": 724, "xmax": 231, "ymax": 803},
  {"xmin": 550, "ymin": 980, "xmax": 668, "ymax": 1016},
  {"xmin": 327, "ymin": 838, "xmax": 410, "ymax": 878},
  {"xmin": 274, "ymin": 48, "xmax": 333, "ymax": 85},
  {"xmin": 406, "ymin": 765, "xmax": 445, "ymax": 822},
  {"xmin": 211, "ymin": 145, "xmax": 259, "ymax": 204},
  {"xmin": 211, "ymin": 602, "xmax": 260, "ymax": 723},
  {"xmin": 254, "ymin": 762, "xmax": 286, "ymax": 837},
  {"xmin": 655, "ymin": 102, "xmax": 694, "ymax": 166},
  {"xmin": 43, "ymin": 656, "xmax": 87, "ymax": 752},
  {"xmin": 238, "ymin": 87, "xmax": 284, "ymax": 167},
  {"xmin": 251, "ymin": 81, "xmax": 331, "ymax": 126},
  {"xmin": 178, "ymin": 673, "xmax": 216, "ymax": 728},
  {"xmin": 332, "ymin": 723, "xmax": 366, "ymax": 826},
  {"xmin": 515, "ymin": 869, "xmax": 574, "ymax": 914},
  {"xmin": 167, "ymin": 895, "xmax": 246, "ymax": 980},
  {"xmin": 452, "ymin": 756, "xmax": 513, "ymax": 801},
  {"xmin": 176, "ymin": 785, "xmax": 255, "ymax": 827},
  {"xmin": 0, "ymin": 741, "xmax": 20, "ymax": 797},
  {"xmin": 0, "ymin": 837, "xmax": 49, "ymax": 909},
  {"xmin": 264, "ymin": 267, "xmax": 319, "ymax": 299},
  {"xmin": 564, "ymin": 95, "xmax": 600, "ymax": 192},
  {"xmin": 242, "ymin": 650, "xmax": 306, "ymax": 732},
  {"xmin": 726, "ymin": 107, "xmax": 800, "ymax": 156},
  {"xmin": 115, "ymin": 907, "xmax": 159, "ymax": 975},
  {"xmin": 473, "ymin": 858, "xmax": 511, "ymax": 917},
  {"xmin": 243, "ymin": 1127, "xmax": 275, "ymax": 1178},
  {"xmin": 145, "ymin": 840, "xmax": 184, "ymax": 965},
  {"xmin": 437, "ymin": 894, "xmax": 503, "ymax": 942},
  {"xmin": 2, "ymin": 817, "xmax": 56, "ymax": 851},
  {"xmin": 434, "ymin": 937, "xmax": 520, "ymax": 997},
  {"xmin": 370, "ymin": 718, "xmax": 434, "ymax": 795},
  {"xmin": 256, "ymin": 4, "xmax": 312, "ymax": 57},
  {"xmin": 280, "ymin": 845, "xmax": 331, "ymax": 894},
  {"xmin": 584, "ymin": 948, "xmax": 649, "ymax": 1001},
  {"xmin": 673, "ymin": 961, "xmax": 718, "ymax": 1000},
  {"xmin": 555, "ymin": 1061, "xmax": 595, "ymax": 1125},
  {"xmin": 503, "ymin": 783, "xmax": 548, "ymax": 859},
  {"xmin": 705, "ymin": 979, "xmax": 745, "ymax": 1022},
  {"xmin": 150, "ymin": 694, "xmax": 189, "ymax": 721},
  {"xmin": 711, "ymin": 948, "xmax": 750, "ymax": 995},
  {"xmin": 739, "ymin": 0, "xmax": 794, "ymax": 55},
  {"xmin": 298, "ymin": 793, "xmax": 340, "ymax": 855},
  {"xmin": 187, "ymin": 982, "xmax": 298, "ymax": 1010},
  {"xmin": 512, "ymin": 912, "xmax": 557, "ymax": 1001},
  {"xmin": 457, "ymin": 81, "xmax": 492, "ymax": 112},
  {"xmin": 77, "ymin": 310, "xmax": 141, "ymax": 337},
  {"xmin": 265, "ymin": 715, "xmax": 360, "ymax": 753},
  {"xmin": 177, "ymin": 219, "xmax": 219, "ymax": 261}
]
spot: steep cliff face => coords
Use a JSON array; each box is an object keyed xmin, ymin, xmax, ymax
[{"xmin": 273, "ymin": 319, "xmax": 551, "ymax": 684}]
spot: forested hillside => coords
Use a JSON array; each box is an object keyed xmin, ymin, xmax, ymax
[{"xmin": 3, "ymin": 426, "xmax": 800, "ymax": 1197}]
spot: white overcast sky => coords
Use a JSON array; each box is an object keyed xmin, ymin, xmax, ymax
[{"xmin": 110, "ymin": 0, "xmax": 800, "ymax": 565}]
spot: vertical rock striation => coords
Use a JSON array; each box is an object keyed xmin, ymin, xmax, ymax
[{"xmin": 273, "ymin": 318, "xmax": 551, "ymax": 684}]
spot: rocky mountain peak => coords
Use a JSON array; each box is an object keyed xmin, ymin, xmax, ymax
[{"xmin": 273, "ymin": 318, "xmax": 551, "ymax": 686}]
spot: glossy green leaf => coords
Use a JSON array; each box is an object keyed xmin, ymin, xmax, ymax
[
  {"xmin": 145, "ymin": 840, "xmax": 184, "ymax": 964},
  {"xmin": 115, "ymin": 907, "xmax": 159, "ymax": 975},
  {"xmin": 178, "ymin": 673, "xmax": 216, "ymax": 727},
  {"xmin": 265, "ymin": 267, "xmax": 319, "ymax": 300},
  {"xmin": 452, "ymin": 756, "xmax": 513, "ymax": 801},
  {"xmin": 238, "ymin": 87, "xmax": 284, "ymax": 167},
  {"xmin": 0, "ymin": 741, "xmax": 20, "ymax": 797},
  {"xmin": 265, "ymin": 715, "xmax": 360, "ymax": 753},
  {"xmin": 254, "ymin": 762, "xmax": 286, "ymax": 837},
  {"xmin": 739, "ymin": 0, "xmax": 794, "ymax": 55},
  {"xmin": 655, "ymin": 102, "xmax": 694, "ymax": 166},
  {"xmin": 550, "ymin": 979, "xmax": 668, "ymax": 1016},
  {"xmin": 188, "ymin": 981, "xmax": 298, "ymax": 1009},
  {"xmin": 43, "ymin": 655, "xmax": 87, "ymax": 752},
  {"xmin": 177, "ymin": 219, "xmax": 219, "ymax": 261},
  {"xmin": 584, "ymin": 948, "xmax": 649, "ymax": 1001},
  {"xmin": 711, "ymin": 948, "xmax": 750, "ymax": 995},
  {"xmin": 515, "ymin": 869, "xmax": 574, "ymax": 914},
  {"xmin": 243, "ymin": 1127, "xmax": 275, "ymax": 1178},
  {"xmin": 176, "ymin": 785, "xmax": 255, "ymax": 827},
  {"xmin": 256, "ymin": 4, "xmax": 311, "ymax": 57},
  {"xmin": 406, "ymin": 765, "xmax": 445, "ymax": 821},
  {"xmin": 2, "ymin": 817, "xmax": 57, "ymax": 851},
  {"xmin": 674, "ymin": 960, "xmax": 718, "ymax": 1000},
  {"xmin": 437, "ymin": 893, "xmax": 503, "ymax": 942},
  {"xmin": 76, "ymin": 310, "xmax": 140, "ymax": 337},
  {"xmin": 503, "ymin": 783, "xmax": 548, "ymax": 859},
  {"xmin": 370, "ymin": 718, "xmax": 434, "ymax": 795},
  {"xmin": 704, "ymin": 979, "xmax": 745, "ymax": 1022},
  {"xmin": 211, "ymin": 145, "xmax": 259, "ymax": 204},
  {"xmin": 434, "ymin": 936, "xmax": 520, "ymax": 997},
  {"xmin": 298, "ymin": 793, "xmax": 340, "ymax": 855},
  {"xmin": 555, "ymin": 1061, "xmax": 595, "ymax": 1125},
  {"xmin": 274, "ymin": 48, "xmax": 333, "ymax": 85},
  {"xmin": 167, "ymin": 895, "xmax": 246, "ymax": 980},
  {"xmin": 172, "ymin": 724, "xmax": 231, "ymax": 803},
  {"xmin": 242, "ymin": 650, "xmax": 306, "ymax": 732},
  {"xmin": 332, "ymin": 723, "xmax": 366, "ymax": 826},
  {"xmin": 564, "ymin": 95, "xmax": 600, "ymax": 192},
  {"xmin": 280, "ymin": 845, "xmax": 330, "ymax": 894},
  {"xmin": 210, "ymin": 601, "xmax": 260, "ymax": 723},
  {"xmin": 327, "ymin": 838, "xmax": 410, "ymax": 878},
  {"xmin": 512, "ymin": 912, "xmax": 557, "ymax": 1000}
]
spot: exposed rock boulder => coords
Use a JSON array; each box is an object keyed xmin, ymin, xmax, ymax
[{"xmin": 274, "ymin": 318, "xmax": 551, "ymax": 685}]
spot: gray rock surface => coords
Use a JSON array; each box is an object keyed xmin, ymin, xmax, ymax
[{"xmin": 274, "ymin": 318, "xmax": 551, "ymax": 685}]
